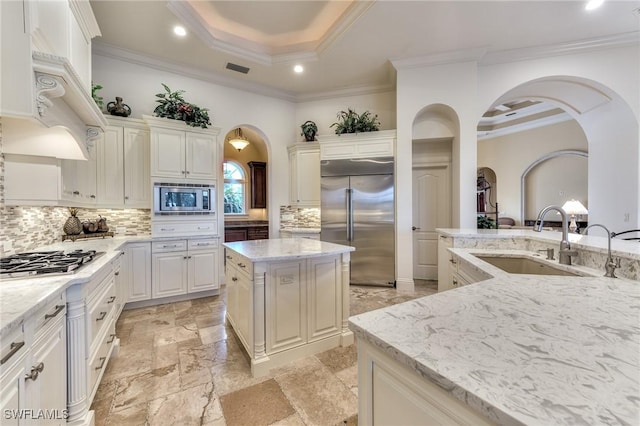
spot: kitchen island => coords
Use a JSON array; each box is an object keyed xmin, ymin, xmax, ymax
[
  {"xmin": 223, "ymin": 238, "xmax": 355, "ymax": 377},
  {"xmin": 349, "ymin": 231, "xmax": 640, "ymax": 425}
]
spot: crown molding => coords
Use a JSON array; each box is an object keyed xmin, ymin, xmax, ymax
[
  {"xmin": 92, "ymin": 41, "xmax": 297, "ymax": 102},
  {"xmin": 482, "ymin": 31, "xmax": 640, "ymax": 65},
  {"xmin": 167, "ymin": 0, "xmax": 372, "ymax": 66},
  {"xmin": 391, "ymin": 47, "xmax": 488, "ymax": 70},
  {"xmin": 477, "ymin": 112, "xmax": 572, "ymax": 141},
  {"xmin": 296, "ymin": 82, "xmax": 396, "ymax": 102}
]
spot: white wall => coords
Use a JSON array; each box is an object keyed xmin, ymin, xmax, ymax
[
  {"xmin": 478, "ymin": 119, "xmax": 588, "ymax": 223},
  {"xmin": 92, "ymin": 54, "xmax": 296, "ymax": 235}
]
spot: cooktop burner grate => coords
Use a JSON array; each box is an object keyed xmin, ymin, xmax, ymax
[{"xmin": 1, "ymin": 249, "xmax": 103, "ymax": 279}]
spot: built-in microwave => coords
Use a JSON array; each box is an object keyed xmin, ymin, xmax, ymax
[{"xmin": 153, "ymin": 183, "xmax": 215, "ymax": 214}]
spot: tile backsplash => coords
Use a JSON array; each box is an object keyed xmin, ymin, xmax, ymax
[
  {"xmin": 280, "ymin": 206, "xmax": 320, "ymax": 228},
  {"xmin": 0, "ymin": 206, "xmax": 150, "ymax": 256}
]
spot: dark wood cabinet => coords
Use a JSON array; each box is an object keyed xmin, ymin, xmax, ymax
[
  {"xmin": 224, "ymin": 224, "xmax": 269, "ymax": 242},
  {"xmin": 225, "ymin": 228, "xmax": 248, "ymax": 242},
  {"xmin": 248, "ymin": 161, "xmax": 267, "ymax": 209}
]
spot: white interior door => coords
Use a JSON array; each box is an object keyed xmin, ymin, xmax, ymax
[{"xmin": 413, "ymin": 165, "xmax": 451, "ymax": 280}]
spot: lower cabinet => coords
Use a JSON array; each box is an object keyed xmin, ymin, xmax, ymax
[
  {"xmin": 125, "ymin": 242, "xmax": 152, "ymax": 302},
  {"xmin": 151, "ymin": 238, "xmax": 219, "ymax": 299},
  {"xmin": 0, "ymin": 292, "xmax": 67, "ymax": 426}
]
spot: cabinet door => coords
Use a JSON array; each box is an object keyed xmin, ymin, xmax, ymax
[
  {"xmin": 0, "ymin": 353, "xmax": 26, "ymax": 426},
  {"xmin": 26, "ymin": 321, "xmax": 66, "ymax": 424},
  {"xmin": 186, "ymin": 133, "xmax": 216, "ymax": 180},
  {"xmin": 188, "ymin": 249, "xmax": 218, "ymax": 293},
  {"xmin": 126, "ymin": 243, "xmax": 152, "ymax": 302},
  {"xmin": 289, "ymin": 146, "xmax": 320, "ymax": 206},
  {"xmin": 236, "ymin": 271, "xmax": 253, "ymax": 352},
  {"xmin": 307, "ymin": 255, "xmax": 340, "ymax": 342},
  {"xmin": 124, "ymin": 128, "xmax": 150, "ymax": 207},
  {"xmin": 151, "ymin": 129, "xmax": 186, "ymax": 179},
  {"xmin": 97, "ymin": 126, "xmax": 125, "ymax": 206},
  {"xmin": 266, "ymin": 261, "xmax": 306, "ymax": 353},
  {"xmin": 77, "ymin": 144, "xmax": 97, "ymax": 204},
  {"xmin": 437, "ymin": 235, "xmax": 454, "ymax": 292},
  {"xmin": 248, "ymin": 161, "xmax": 267, "ymax": 208},
  {"xmin": 225, "ymin": 261, "xmax": 238, "ymax": 324},
  {"xmin": 152, "ymin": 252, "xmax": 188, "ymax": 298}
]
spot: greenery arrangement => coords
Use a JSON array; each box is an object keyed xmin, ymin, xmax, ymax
[
  {"xmin": 300, "ymin": 120, "xmax": 318, "ymax": 141},
  {"xmin": 153, "ymin": 83, "xmax": 211, "ymax": 129},
  {"xmin": 330, "ymin": 108, "xmax": 380, "ymax": 134},
  {"xmin": 91, "ymin": 82, "xmax": 104, "ymax": 110},
  {"xmin": 477, "ymin": 215, "xmax": 496, "ymax": 229}
]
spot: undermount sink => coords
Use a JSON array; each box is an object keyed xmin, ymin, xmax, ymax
[{"xmin": 475, "ymin": 255, "xmax": 581, "ymax": 276}]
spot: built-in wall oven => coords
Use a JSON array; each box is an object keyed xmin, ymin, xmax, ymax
[{"xmin": 153, "ymin": 183, "xmax": 215, "ymax": 214}]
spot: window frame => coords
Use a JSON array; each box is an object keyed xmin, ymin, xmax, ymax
[{"xmin": 223, "ymin": 160, "xmax": 248, "ymax": 216}]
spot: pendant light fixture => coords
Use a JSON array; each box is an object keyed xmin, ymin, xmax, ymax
[{"xmin": 228, "ymin": 128, "xmax": 250, "ymax": 151}]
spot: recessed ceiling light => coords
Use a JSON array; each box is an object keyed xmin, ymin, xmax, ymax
[
  {"xmin": 174, "ymin": 26, "xmax": 187, "ymax": 36},
  {"xmin": 294, "ymin": 65, "xmax": 304, "ymax": 73},
  {"xmin": 585, "ymin": 0, "xmax": 604, "ymax": 11}
]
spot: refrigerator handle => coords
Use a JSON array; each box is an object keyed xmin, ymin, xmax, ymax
[{"xmin": 346, "ymin": 188, "xmax": 353, "ymax": 241}]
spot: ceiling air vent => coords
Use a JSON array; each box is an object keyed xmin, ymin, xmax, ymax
[{"xmin": 226, "ymin": 62, "xmax": 250, "ymax": 74}]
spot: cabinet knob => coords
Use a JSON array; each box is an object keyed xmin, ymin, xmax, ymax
[
  {"xmin": 90, "ymin": 195, "xmax": 96, "ymax": 199},
  {"xmin": 186, "ymin": 171, "xmax": 190, "ymax": 175},
  {"xmin": 73, "ymin": 191, "xmax": 80, "ymax": 195},
  {"xmin": 232, "ymin": 277, "xmax": 238, "ymax": 282},
  {"xmin": 452, "ymin": 278, "xmax": 458, "ymax": 286},
  {"xmin": 125, "ymin": 196, "xmax": 129, "ymax": 200}
]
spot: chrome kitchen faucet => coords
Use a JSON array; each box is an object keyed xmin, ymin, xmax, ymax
[
  {"xmin": 583, "ymin": 223, "xmax": 620, "ymax": 278},
  {"xmin": 534, "ymin": 205, "xmax": 578, "ymax": 265}
]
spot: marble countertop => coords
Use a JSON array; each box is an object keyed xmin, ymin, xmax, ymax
[
  {"xmin": 349, "ymin": 247, "xmax": 640, "ymax": 424},
  {"xmin": 0, "ymin": 234, "xmax": 217, "ymax": 338},
  {"xmin": 223, "ymin": 238, "xmax": 353, "ymax": 262}
]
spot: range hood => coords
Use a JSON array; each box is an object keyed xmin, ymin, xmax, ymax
[{"xmin": 3, "ymin": 52, "xmax": 107, "ymax": 160}]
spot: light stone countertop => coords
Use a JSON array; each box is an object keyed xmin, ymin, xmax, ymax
[
  {"xmin": 0, "ymin": 234, "xmax": 215, "ymax": 338},
  {"xmin": 349, "ymin": 243, "xmax": 640, "ymax": 425},
  {"xmin": 222, "ymin": 238, "xmax": 353, "ymax": 262}
]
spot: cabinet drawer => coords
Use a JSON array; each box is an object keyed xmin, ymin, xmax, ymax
[
  {"xmin": 188, "ymin": 238, "xmax": 218, "ymax": 251},
  {"xmin": 152, "ymin": 240, "xmax": 187, "ymax": 253},
  {"xmin": 87, "ymin": 278, "xmax": 116, "ymax": 352},
  {"xmin": 88, "ymin": 318, "xmax": 116, "ymax": 397},
  {"xmin": 0, "ymin": 325, "xmax": 25, "ymax": 369},
  {"xmin": 225, "ymin": 250, "xmax": 252, "ymax": 277},
  {"xmin": 152, "ymin": 220, "xmax": 218, "ymax": 237},
  {"xmin": 33, "ymin": 291, "xmax": 67, "ymax": 339}
]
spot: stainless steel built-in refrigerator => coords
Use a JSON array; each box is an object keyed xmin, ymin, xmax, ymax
[{"xmin": 321, "ymin": 157, "xmax": 395, "ymax": 286}]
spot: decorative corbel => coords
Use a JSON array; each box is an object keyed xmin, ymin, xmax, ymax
[
  {"xmin": 35, "ymin": 73, "xmax": 65, "ymax": 117},
  {"xmin": 86, "ymin": 127, "xmax": 101, "ymax": 151}
]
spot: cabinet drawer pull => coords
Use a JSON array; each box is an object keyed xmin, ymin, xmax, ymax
[
  {"xmin": 231, "ymin": 277, "xmax": 238, "ymax": 282},
  {"xmin": 238, "ymin": 263, "xmax": 246, "ymax": 268},
  {"xmin": 107, "ymin": 334, "xmax": 116, "ymax": 344},
  {"xmin": 73, "ymin": 190, "xmax": 80, "ymax": 195},
  {"xmin": 162, "ymin": 244, "xmax": 178, "ymax": 248},
  {"xmin": 44, "ymin": 304, "xmax": 65, "ymax": 320},
  {"xmin": 114, "ymin": 271, "xmax": 120, "ymax": 276},
  {"xmin": 452, "ymin": 278, "xmax": 458, "ymax": 286},
  {"xmin": 185, "ymin": 171, "xmax": 190, "ymax": 175},
  {"xmin": 195, "ymin": 242, "xmax": 209, "ymax": 246},
  {"xmin": 160, "ymin": 228, "xmax": 175, "ymax": 232},
  {"xmin": 107, "ymin": 296, "xmax": 116, "ymax": 304},
  {"xmin": 90, "ymin": 195, "xmax": 96, "ymax": 199},
  {"xmin": 197, "ymin": 226, "xmax": 210, "ymax": 230},
  {"xmin": 449, "ymin": 258, "xmax": 457, "ymax": 265},
  {"xmin": 25, "ymin": 362, "xmax": 45, "ymax": 381},
  {"xmin": 95, "ymin": 357, "xmax": 106, "ymax": 370},
  {"xmin": 96, "ymin": 312, "xmax": 107, "ymax": 322},
  {"xmin": 226, "ymin": 255, "xmax": 232, "ymax": 259},
  {"xmin": 1, "ymin": 341, "xmax": 25, "ymax": 365}
]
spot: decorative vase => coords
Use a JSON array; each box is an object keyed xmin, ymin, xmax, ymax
[
  {"xmin": 107, "ymin": 96, "xmax": 132, "ymax": 117},
  {"xmin": 63, "ymin": 208, "xmax": 82, "ymax": 235}
]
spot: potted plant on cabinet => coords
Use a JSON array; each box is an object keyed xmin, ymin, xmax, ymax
[
  {"xmin": 330, "ymin": 108, "xmax": 380, "ymax": 134},
  {"xmin": 153, "ymin": 83, "xmax": 212, "ymax": 128},
  {"xmin": 300, "ymin": 120, "xmax": 318, "ymax": 141}
]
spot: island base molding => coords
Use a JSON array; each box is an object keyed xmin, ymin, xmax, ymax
[
  {"xmin": 243, "ymin": 329, "xmax": 354, "ymax": 377},
  {"xmin": 357, "ymin": 340, "xmax": 495, "ymax": 426}
]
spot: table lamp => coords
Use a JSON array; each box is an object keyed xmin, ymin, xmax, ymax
[{"xmin": 562, "ymin": 199, "xmax": 588, "ymax": 233}]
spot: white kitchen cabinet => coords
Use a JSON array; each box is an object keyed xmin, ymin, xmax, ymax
[
  {"xmin": 152, "ymin": 248, "xmax": 189, "ymax": 299},
  {"xmin": 288, "ymin": 144, "xmax": 320, "ymax": 206},
  {"xmin": 147, "ymin": 117, "xmax": 219, "ymax": 181},
  {"xmin": 125, "ymin": 242, "xmax": 152, "ymax": 303},
  {"xmin": 437, "ymin": 235, "xmax": 454, "ymax": 292},
  {"xmin": 113, "ymin": 251, "xmax": 126, "ymax": 317},
  {"xmin": 97, "ymin": 118, "xmax": 150, "ymax": 208},
  {"xmin": 318, "ymin": 130, "xmax": 396, "ymax": 160},
  {"xmin": 0, "ymin": 293, "xmax": 67, "ymax": 426},
  {"xmin": 61, "ymin": 142, "xmax": 97, "ymax": 205},
  {"xmin": 357, "ymin": 339, "xmax": 493, "ymax": 426},
  {"xmin": 152, "ymin": 238, "xmax": 220, "ymax": 300}
]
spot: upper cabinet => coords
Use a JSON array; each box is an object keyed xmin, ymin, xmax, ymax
[
  {"xmin": 248, "ymin": 161, "xmax": 267, "ymax": 209},
  {"xmin": 96, "ymin": 117, "xmax": 150, "ymax": 208},
  {"xmin": 145, "ymin": 116, "xmax": 221, "ymax": 182},
  {"xmin": 288, "ymin": 144, "xmax": 320, "ymax": 207},
  {"xmin": 318, "ymin": 130, "xmax": 396, "ymax": 160}
]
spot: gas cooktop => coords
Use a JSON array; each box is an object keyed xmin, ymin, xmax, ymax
[{"xmin": 0, "ymin": 250, "xmax": 104, "ymax": 279}]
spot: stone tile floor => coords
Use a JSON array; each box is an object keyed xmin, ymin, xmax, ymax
[{"xmin": 92, "ymin": 280, "xmax": 437, "ymax": 425}]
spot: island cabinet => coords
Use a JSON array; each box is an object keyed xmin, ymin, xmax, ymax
[{"xmin": 223, "ymin": 239, "xmax": 354, "ymax": 377}]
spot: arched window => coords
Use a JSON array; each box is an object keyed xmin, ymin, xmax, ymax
[{"xmin": 223, "ymin": 161, "xmax": 246, "ymax": 214}]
